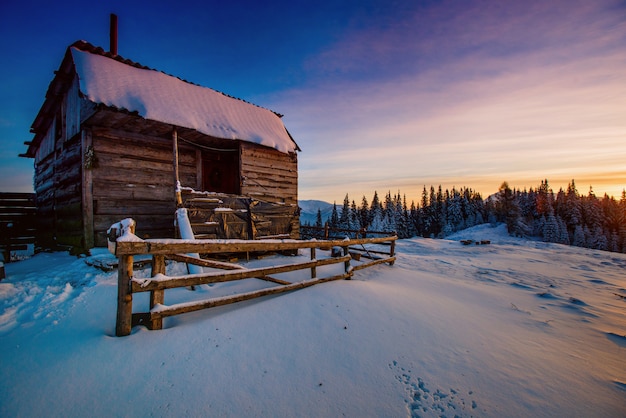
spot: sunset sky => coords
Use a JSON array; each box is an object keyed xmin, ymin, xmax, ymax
[{"xmin": 1, "ymin": 0, "xmax": 625, "ymax": 204}]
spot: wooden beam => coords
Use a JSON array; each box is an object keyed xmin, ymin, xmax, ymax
[
  {"xmin": 115, "ymin": 255, "xmax": 134, "ymax": 336},
  {"xmin": 131, "ymin": 255, "xmax": 351, "ymax": 292},
  {"xmin": 166, "ymin": 253, "xmax": 245, "ymax": 270},
  {"xmin": 173, "ymin": 128, "xmax": 182, "ymax": 207},
  {"xmin": 115, "ymin": 235, "xmax": 397, "ymax": 256},
  {"xmin": 150, "ymin": 272, "xmax": 352, "ymax": 319},
  {"xmin": 149, "ymin": 255, "xmax": 166, "ymax": 330},
  {"xmin": 351, "ymin": 256, "xmax": 397, "ymax": 271},
  {"xmin": 257, "ymin": 275, "xmax": 292, "ymax": 285}
]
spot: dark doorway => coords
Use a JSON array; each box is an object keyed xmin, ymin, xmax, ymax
[{"xmin": 202, "ymin": 149, "xmax": 240, "ymax": 194}]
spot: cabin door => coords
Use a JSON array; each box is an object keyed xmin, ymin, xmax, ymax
[{"xmin": 201, "ymin": 149, "xmax": 240, "ymax": 194}]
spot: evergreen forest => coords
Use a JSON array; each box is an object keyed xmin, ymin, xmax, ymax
[{"xmin": 304, "ymin": 180, "xmax": 626, "ymax": 254}]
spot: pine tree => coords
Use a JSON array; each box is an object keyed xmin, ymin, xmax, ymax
[
  {"xmin": 369, "ymin": 204, "xmax": 387, "ymax": 232},
  {"xmin": 350, "ymin": 200, "xmax": 361, "ymax": 233},
  {"xmin": 446, "ymin": 188, "xmax": 464, "ymax": 233},
  {"xmin": 329, "ymin": 202, "xmax": 339, "ymax": 229},
  {"xmin": 563, "ymin": 180, "xmax": 582, "ymax": 243},
  {"xmin": 339, "ymin": 194, "xmax": 350, "ymax": 230},
  {"xmin": 572, "ymin": 224, "xmax": 586, "ymax": 247},
  {"xmin": 557, "ymin": 215, "xmax": 570, "ymax": 245},
  {"xmin": 315, "ymin": 208, "xmax": 323, "ymax": 228},
  {"xmin": 543, "ymin": 211, "xmax": 559, "ymax": 243},
  {"xmin": 370, "ymin": 191, "xmax": 381, "ymax": 228},
  {"xmin": 360, "ymin": 195, "xmax": 369, "ymax": 231},
  {"xmin": 618, "ymin": 189, "xmax": 626, "ymax": 253},
  {"xmin": 497, "ymin": 182, "xmax": 526, "ymax": 236}
]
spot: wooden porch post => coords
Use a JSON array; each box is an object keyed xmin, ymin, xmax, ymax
[
  {"xmin": 81, "ymin": 129, "xmax": 94, "ymax": 249},
  {"xmin": 173, "ymin": 128, "xmax": 183, "ymax": 207}
]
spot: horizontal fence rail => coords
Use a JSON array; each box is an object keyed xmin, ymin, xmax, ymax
[
  {"xmin": 110, "ymin": 220, "xmax": 397, "ymax": 336},
  {"xmin": 0, "ymin": 192, "xmax": 36, "ymax": 263},
  {"xmin": 300, "ymin": 224, "xmax": 395, "ymax": 240}
]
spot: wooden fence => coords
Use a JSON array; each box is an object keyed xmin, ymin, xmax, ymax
[
  {"xmin": 0, "ymin": 192, "xmax": 36, "ymax": 263},
  {"xmin": 300, "ymin": 224, "xmax": 395, "ymax": 240},
  {"xmin": 111, "ymin": 227, "xmax": 397, "ymax": 336}
]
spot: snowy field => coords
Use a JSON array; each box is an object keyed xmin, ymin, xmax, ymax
[{"xmin": 1, "ymin": 224, "xmax": 625, "ymax": 417}]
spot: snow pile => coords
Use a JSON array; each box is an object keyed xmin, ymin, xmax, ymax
[
  {"xmin": 1, "ymin": 224, "xmax": 625, "ymax": 417},
  {"xmin": 71, "ymin": 47, "xmax": 297, "ymax": 154}
]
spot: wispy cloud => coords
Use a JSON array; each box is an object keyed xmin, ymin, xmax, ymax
[{"xmin": 263, "ymin": 0, "xmax": 626, "ymax": 202}]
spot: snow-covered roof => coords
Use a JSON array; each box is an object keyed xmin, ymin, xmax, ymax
[{"xmin": 70, "ymin": 46, "xmax": 297, "ymax": 154}]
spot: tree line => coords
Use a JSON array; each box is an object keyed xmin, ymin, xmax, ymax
[{"xmin": 304, "ymin": 179, "xmax": 626, "ymax": 254}]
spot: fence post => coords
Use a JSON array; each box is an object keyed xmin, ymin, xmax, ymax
[
  {"xmin": 310, "ymin": 247, "xmax": 317, "ymax": 278},
  {"xmin": 389, "ymin": 238, "xmax": 396, "ymax": 266},
  {"xmin": 150, "ymin": 255, "xmax": 166, "ymax": 330},
  {"xmin": 343, "ymin": 245, "xmax": 351, "ymax": 278},
  {"xmin": 115, "ymin": 254, "xmax": 134, "ymax": 336}
]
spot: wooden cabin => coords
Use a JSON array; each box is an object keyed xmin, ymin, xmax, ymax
[{"xmin": 21, "ymin": 41, "xmax": 300, "ymax": 250}]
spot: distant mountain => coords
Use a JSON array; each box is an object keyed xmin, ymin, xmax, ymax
[{"xmin": 299, "ymin": 200, "xmax": 333, "ymax": 225}]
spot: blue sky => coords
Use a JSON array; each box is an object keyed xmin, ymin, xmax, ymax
[{"xmin": 1, "ymin": 0, "xmax": 625, "ymax": 204}]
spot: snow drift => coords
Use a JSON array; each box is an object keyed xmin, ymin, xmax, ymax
[{"xmin": 1, "ymin": 224, "xmax": 625, "ymax": 417}]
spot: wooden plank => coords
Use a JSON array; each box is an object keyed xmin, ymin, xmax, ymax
[
  {"xmin": 165, "ymin": 253, "xmax": 245, "ymax": 270},
  {"xmin": 92, "ymin": 165, "xmax": 176, "ymax": 185},
  {"xmin": 241, "ymin": 163, "xmax": 297, "ymax": 179},
  {"xmin": 131, "ymin": 255, "xmax": 351, "ymax": 292},
  {"xmin": 0, "ymin": 201, "xmax": 36, "ymax": 209},
  {"xmin": 116, "ymin": 235, "xmax": 397, "ymax": 256},
  {"xmin": 95, "ymin": 199, "xmax": 175, "ymax": 216},
  {"xmin": 351, "ymin": 256, "xmax": 397, "ymax": 271},
  {"xmin": 348, "ymin": 247, "xmax": 391, "ymax": 256},
  {"xmin": 92, "ymin": 128, "xmax": 196, "ymax": 166},
  {"xmin": 150, "ymin": 272, "xmax": 351, "ymax": 319},
  {"xmin": 0, "ymin": 244, "xmax": 28, "ymax": 251},
  {"xmin": 92, "ymin": 179, "xmax": 174, "ymax": 201},
  {"xmin": 95, "ymin": 152, "xmax": 176, "ymax": 173},
  {"xmin": 240, "ymin": 144, "xmax": 298, "ymax": 164},
  {"xmin": 150, "ymin": 255, "xmax": 166, "ymax": 330},
  {"xmin": 94, "ymin": 214, "xmax": 175, "ymax": 232},
  {"xmin": 0, "ymin": 207, "xmax": 37, "ymax": 215},
  {"xmin": 257, "ymin": 275, "xmax": 292, "ymax": 285},
  {"xmin": 82, "ymin": 129, "xmax": 94, "ymax": 248},
  {"xmin": 0, "ymin": 192, "xmax": 36, "ymax": 202},
  {"xmin": 0, "ymin": 236, "xmax": 35, "ymax": 246}
]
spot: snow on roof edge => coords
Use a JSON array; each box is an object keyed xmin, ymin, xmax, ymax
[{"xmin": 70, "ymin": 43, "xmax": 298, "ymax": 154}]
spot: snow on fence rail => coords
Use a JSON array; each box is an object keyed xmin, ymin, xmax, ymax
[
  {"xmin": 109, "ymin": 220, "xmax": 397, "ymax": 336},
  {"xmin": 300, "ymin": 224, "xmax": 395, "ymax": 240}
]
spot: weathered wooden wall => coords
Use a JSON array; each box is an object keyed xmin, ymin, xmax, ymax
[
  {"xmin": 33, "ymin": 132, "xmax": 84, "ymax": 249},
  {"xmin": 240, "ymin": 143, "xmax": 298, "ymax": 204},
  {"xmin": 30, "ymin": 79, "xmax": 299, "ymax": 248},
  {"xmin": 0, "ymin": 193, "xmax": 36, "ymax": 262},
  {"xmin": 89, "ymin": 128, "xmax": 198, "ymax": 246},
  {"xmin": 240, "ymin": 142, "xmax": 299, "ymax": 238}
]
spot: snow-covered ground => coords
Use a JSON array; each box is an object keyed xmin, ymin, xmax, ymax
[{"xmin": 1, "ymin": 224, "xmax": 625, "ymax": 417}]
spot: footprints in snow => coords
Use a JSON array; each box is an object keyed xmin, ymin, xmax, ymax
[{"xmin": 390, "ymin": 361, "xmax": 478, "ymax": 418}]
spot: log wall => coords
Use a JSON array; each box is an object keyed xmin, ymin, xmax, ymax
[
  {"xmin": 33, "ymin": 131, "xmax": 84, "ymax": 249},
  {"xmin": 31, "ymin": 94, "xmax": 299, "ymax": 248},
  {"xmin": 89, "ymin": 128, "xmax": 198, "ymax": 245},
  {"xmin": 240, "ymin": 143, "xmax": 298, "ymax": 204},
  {"xmin": 0, "ymin": 193, "xmax": 36, "ymax": 262},
  {"xmin": 240, "ymin": 142, "xmax": 299, "ymax": 238}
]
